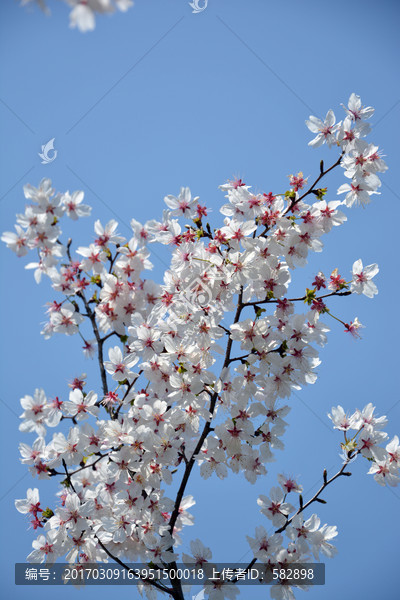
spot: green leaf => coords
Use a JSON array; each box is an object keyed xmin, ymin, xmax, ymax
[
  {"xmin": 304, "ymin": 288, "xmax": 316, "ymax": 305},
  {"xmin": 42, "ymin": 507, "xmax": 54, "ymax": 519},
  {"xmin": 315, "ymin": 187, "xmax": 327, "ymax": 199}
]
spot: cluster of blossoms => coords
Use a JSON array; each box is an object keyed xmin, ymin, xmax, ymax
[
  {"xmin": 329, "ymin": 404, "xmax": 400, "ymax": 487},
  {"xmin": 306, "ymin": 93, "xmax": 387, "ymax": 208},
  {"xmin": 5, "ymin": 94, "xmax": 398, "ymax": 600},
  {"xmin": 20, "ymin": 0, "xmax": 134, "ymax": 32}
]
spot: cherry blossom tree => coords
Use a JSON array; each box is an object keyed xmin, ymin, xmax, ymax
[
  {"xmin": 19, "ymin": 0, "xmax": 134, "ymax": 32},
  {"xmin": 3, "ymin": 94, "xmax": 399, "ymax": 600}
]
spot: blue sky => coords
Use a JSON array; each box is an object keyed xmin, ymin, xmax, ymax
[{"xmin": 0, "ymin": 1, "xmax": 399, "ymax": 599}]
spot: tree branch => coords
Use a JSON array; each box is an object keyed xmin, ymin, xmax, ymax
[
  {"xmin": 283, "ymin": 152, "xmax": 344, "ymax": 216},
  {"xmin": 243, "ymin": 290, "xmax": 351, "ymax": 308},
  {"xmin": 94, "ymin": 535, "xmax": 172, "ymax": 594},
  {"xmin": 275, "ymin": 454, "xmax": 357, "ymax": 534},
  {"xmin": 77, "ymin": 290, "xmax": 109, "ymax": 397},
  {"xmin": 166, "ymin": 288, "xmax": 245, "ymax": 597},
  {"xmin": 234, "ymin": 453, "xmax": 358, "ymax": 584}
]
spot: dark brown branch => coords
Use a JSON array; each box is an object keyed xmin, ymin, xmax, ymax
[
  {"xmin": 283, "ymin": 152, "xmax": 344, "ymax": 216},
  {"xmin": 228, "ymin": 354, "xmax": 250, "ymax": 365},
  {"xmin": 275, "ymin": 453, "xmax": 358, "ymax": 534},
  {"xmin": 77, "ymin": 290, "xmax": 109, "ymax": 397},
  {"xmin": 112, "ymin": 370, "xmax": 143, "ymax": 420},
  {"xmin": 62, "ymin": 459, "xmax": 77, "ymax": 494},
  {"xmin": 68, "ymin": 453, "xmax": 108, "ymax": 476},
  {"xmin": 94, "ymin": 535, "xmax": 172, "ymax": 594},
  {"xmin": 235, "ymin": 453, "xmax": 358, "ymax": 584},
  {"xmin": 63, "ymin": 459, "xmax": 172, "ymax": 595},
  {"xmin": 243, "ymin": 290, "xmax": 351, "ymax": 308},
  {"xmin": 101, "ymin": 330, "xmax": 119, "ymax": 343},
  {"xmin": 166, "ymin": 288, "xmax": 245, "ymax": 599}
]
